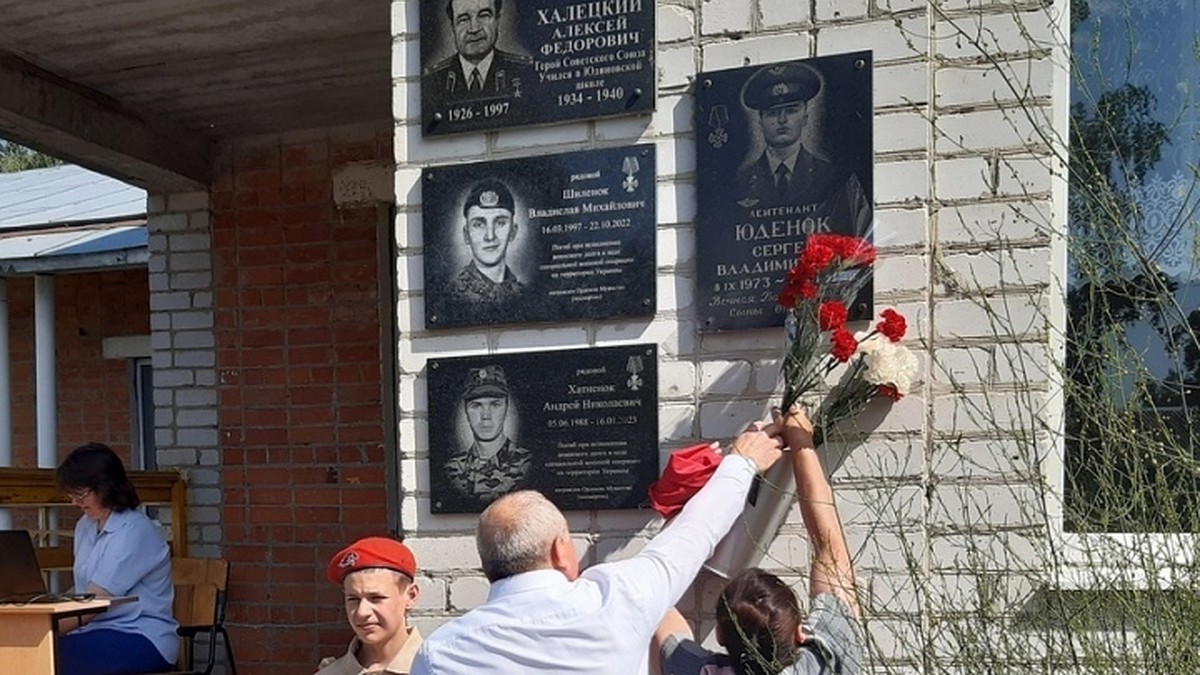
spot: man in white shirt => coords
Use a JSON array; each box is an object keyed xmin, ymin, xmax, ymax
[{"xmin": 411, "ymin": 421, "xmax": 785, "ymax": 675}]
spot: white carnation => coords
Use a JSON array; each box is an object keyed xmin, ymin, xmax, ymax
[
  {"xmin": 856, "ymin": 332, "xmax": 882, "ymax": 356},
  {"xmin": 858, "ymin": 337, "xmax": 918, "ymax": 395}
]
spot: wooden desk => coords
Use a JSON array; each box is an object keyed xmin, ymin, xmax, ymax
[{"xmin": 0, "ymin": 597, "xmax": 133, "ymax": 675}]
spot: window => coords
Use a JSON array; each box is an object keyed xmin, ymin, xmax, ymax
[
  {"xmin": 103, "ymin": 337, "xmax": 155, "ymax": 471},
  {"xmin": 1066, "ymin": 0, "xmax": 1200, "ymax": 532},
  {"xmin": 134, "ymin": 357, "xmax": 156, "ymax": 470}
]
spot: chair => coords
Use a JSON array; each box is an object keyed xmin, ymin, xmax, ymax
[{"xmin": 165, "ymin": 557, "xmax": 238, "ymax": 675}]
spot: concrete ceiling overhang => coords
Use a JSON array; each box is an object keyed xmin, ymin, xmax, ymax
[{"xmin": 0, "ymin": 1, "xmax": 392, "ymax": 191}]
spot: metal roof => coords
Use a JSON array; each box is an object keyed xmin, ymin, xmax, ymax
[
  {"xmin": 0, "ymin": 164, "xmax": 148, "ymax": 274},
  {"xmin": 0, "ymin": 164, "xmax": 146, "ymax": 229}
]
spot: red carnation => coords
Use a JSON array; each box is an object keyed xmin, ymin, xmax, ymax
[
  {"xmin": 799, "ymin": 280, "xmax": 818, "ymax": 299},
  {"xmin": 877, "ymin": 384, "xmax": 903, "ymax": 401},
  {"xmin": 847, "ymin": 239, "xmax": 877, "ymax": 266},
  {"xmin": 830, "ymin": 328, "xmax": 858, "ymax": 362},
  {"xmin": 877, "ymin": 308, "xmax": 907, "ymax": 342},
  {"xmin": 800, "ymin": 243, "xmax": 836, "ymax": 275},
  {"xmin": 832, "ymin": 236, "xmax": 857, "ymax": 258},
  {"xmin": 805, "ymin": 234, "xmax": 839, "ymax": 251},
  {"xmin": 778, "ymin": 285, "xmax": 800, "ymax": 309},
  {"xmin": 805, "ymin": 234, "xmax": 877, "ymax": 267},
  {"xmin": 818, "ymin": 300, "xmax": 848, "ymax": 331}
]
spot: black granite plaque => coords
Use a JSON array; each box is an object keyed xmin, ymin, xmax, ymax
[
  {"xmin": 427, "ymin": 344, "xmax": 659, "ymax": 513},
  {"xmin": 695, "ymin": 52, "xmax": 874, "ymax": 331},
  {"xmin": 423, "ymin": 144, "xmax": 656, "ymax": 328},
  {"xmin": 420, "ymin": 0, "xmax": 655, "ymax": 136}
]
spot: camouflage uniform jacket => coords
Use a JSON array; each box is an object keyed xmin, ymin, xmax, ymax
[
  {"xmin": 445, "ymin": 438, "xmax": 532, "ymax": 502},
  {"xmin": 445, "ymin": 263, "xmax": 524, "ymax": 306}
]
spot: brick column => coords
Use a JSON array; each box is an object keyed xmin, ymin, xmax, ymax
[{"xmin": 147, "ymin": 192, "xmax": 223, "ymax": 557}]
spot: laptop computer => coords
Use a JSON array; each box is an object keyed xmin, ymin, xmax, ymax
[{"xmin": 0, "ymin": 530, "xmax": 76, "ymax": 604}]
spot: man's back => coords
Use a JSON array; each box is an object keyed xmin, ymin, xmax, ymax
[
  {"xmin": 413, "ymin": 455, "xmax": 766, "ymax": 675},
  {"xmin": 415, "ymin": 566, "xmax": 658, "ymax": 674}
]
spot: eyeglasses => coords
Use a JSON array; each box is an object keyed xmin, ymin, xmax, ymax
[{"xmin": 66, "ymin": 489, "xmax": 93, "ymax": 504}]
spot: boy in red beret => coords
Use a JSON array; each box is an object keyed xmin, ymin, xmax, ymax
[{"xmin": 317, "ymin": 537, "xmax": 422, "ymax": 675}]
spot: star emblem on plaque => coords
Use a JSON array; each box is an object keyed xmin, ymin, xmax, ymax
[
  {"xmin": 621, "ymin": 156, "xmax": 640, "ymax": 193},
  {"xmin": 625, "ymin": 355, "xmax": 644, "ymax": 391},
  {"xmin": 707, "ymin": 106, "xmax": 730, "ymax": 148}
]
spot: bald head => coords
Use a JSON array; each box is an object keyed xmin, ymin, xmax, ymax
[{"xmin": 477, "ymin": 490, "xmax": 569, "ymax": 582}]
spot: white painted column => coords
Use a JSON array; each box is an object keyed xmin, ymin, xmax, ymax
[
  {"xmin": 34, "ymin": 275, "xmax": 58, "ymax": 566},
  {"xmin": 35, "ymin": 274, "xmax": 56, "ymax": 469},
  {"xmin": 0, "ymin": 280, "xmax": 11, "ymax": 529}
]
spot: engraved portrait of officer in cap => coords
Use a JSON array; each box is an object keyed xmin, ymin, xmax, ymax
[
  {"xmin": 444, "ymin": 365, "xmax": 532, "ymax": 505},
  {"xmin": 735, "ymin": 60, "xmax": 871, "ymax": 233},
  {"xmin": 444, "ymin": 178, "xmax": 526, "ymax": 308},
  {"xmin": 694, "ymin": 52, "xmax": 874, "ymax": 331}
]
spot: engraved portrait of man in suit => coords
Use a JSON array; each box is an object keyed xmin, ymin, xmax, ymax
[{"xmin": 423, "ymin": 0, "xmax": 533, "ymax": 104}]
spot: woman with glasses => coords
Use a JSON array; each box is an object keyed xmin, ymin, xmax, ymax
[{"xmin": 55, "ymin": 442, "xmax": 179, "ymax": 675}]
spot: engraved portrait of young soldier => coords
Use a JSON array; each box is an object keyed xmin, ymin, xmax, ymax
[
  {"xmin": 444, "ymin": 178, "xmax": 525, "ymax": 309},
  {"xmin": 445, "ymin": 365, "xmax": 533, "ymax": 504},
  {"xmin": 424, "ymin": 0, "xmax": 533, "ymax": 104},
  {"xmin": 735, "ymin": 61, "xmax": 871, "ymax": 235}
]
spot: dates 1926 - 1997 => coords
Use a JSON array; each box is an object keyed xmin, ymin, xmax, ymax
[{"xmin": 445, "ymin": 100, "xmax": 511, "ymax": 122}]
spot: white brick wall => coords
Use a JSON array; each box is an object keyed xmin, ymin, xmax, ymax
[
  {"xmin": 147, "ymin": 192, "xmax": 223, "ymax": 558},
  {"xmin": 700, "ymin": 0, "xmax": 754, "ymax": 36},
  {"xmin": 392, "ymin": 0, "xmax": 1064, "ymax": 668}
]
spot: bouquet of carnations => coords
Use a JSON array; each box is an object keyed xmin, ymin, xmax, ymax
[{"xmin": 777, "ymin": 233, "xmax": 917, "ymax": 445}]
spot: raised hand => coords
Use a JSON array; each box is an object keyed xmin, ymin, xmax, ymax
[{"xmin": 728, "ymin": 421, "xmax": 784, "ymax": 473}]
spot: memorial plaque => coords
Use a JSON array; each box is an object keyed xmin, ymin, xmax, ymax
[
  {"xmin": 423, "ymin": 144, "xmax": 656, "ymax": 328},
  {"xmin": 427, "ymin": 344, "xmax": 659, "ymax": 513},
  {"xmin": 695, "ymin": 52, "xmax": 874, "ymax": 331},
  {"xmin": 420, "ymin": 0, "xmax": 655, "ymax": 136}
]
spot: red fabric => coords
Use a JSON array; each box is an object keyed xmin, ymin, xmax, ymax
[
  {"xmin": 326, "ymin": 536, "xmax": 417, "ymax": 584},
  {"xmin": 647, "ymin": 443, "xmax": 723, "ymax": 519}
]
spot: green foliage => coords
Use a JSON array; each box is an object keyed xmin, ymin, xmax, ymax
[
  {"xmin": 821, "ymin": 2, "xmax": 1200, "ymax": 674},
  {"xmin": 1062, "ymin": 0, "xmax": 1199, "ymax": 533},
  {"xmin": 716, "ymin": 0, "xmax": 1199, "ymax": 666},
  {"xmin": 0, "ymin": 140, "xmax": 62, "ymax": 172}
]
